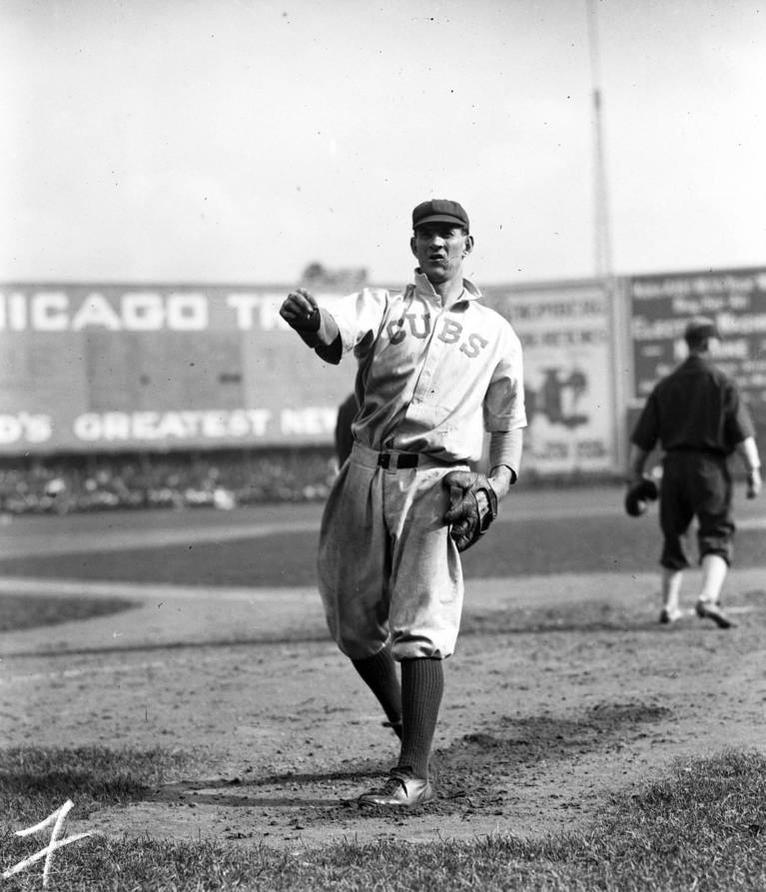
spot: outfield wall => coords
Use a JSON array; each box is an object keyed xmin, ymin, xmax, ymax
[
  {"xmin": 484, "ymin": 278, "xmax": 623, "ymax": 476},
  {"xmin": 1, "ymin": 266, "xmax": 764, "ymax": 476},
  {"xmin": 0, "ymin": 284, "xmax": 356, "ymax": 455}
]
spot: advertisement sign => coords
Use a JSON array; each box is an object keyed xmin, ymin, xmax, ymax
[
  {"xmin": 628, "ymin": 267, "xmax": 766, "ymax": 421},
  {"xmin": 0, "ymin": 284, "xmax": 355, "ymax": 453},
  {"xmin": 486, "ymin": 281, "xmax": 617, "ymax": 474},
  {"xmin": 0, "ymin": 284, "xmax": 349, "ymax": 333}
]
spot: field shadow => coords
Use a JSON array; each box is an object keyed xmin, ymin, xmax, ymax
[
  {"xmin": 149, "ymin": 764, "xmax": 382, "ymax": 810},
  {"xmin": 2, "ymin": 604, "xmax": 685, "ymax": 661},
  {"xmin": 0, "ymin": 770, "xmax": 150, "ymax": 801},
  {"xmin": 0, "ymin": 593, "xmax": 140, "ymax": 632},
  {"xmin": 143, "ymin": 701, "xmax": 675, "ymax": 823},
  {"xmin": 0, "ymin": 745, "xmax": 198, "ymax": 823}
]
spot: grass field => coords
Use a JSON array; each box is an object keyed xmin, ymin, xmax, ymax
[
  {"xmin": 1, "ymin": 747, "xmax": 764, "ymax": 890},
  {"xmin": 1, "ymin": 485, "xmax": 765, "ymax": 889}
]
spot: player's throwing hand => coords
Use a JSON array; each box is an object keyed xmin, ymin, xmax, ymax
[{"xmin": 280, "ymin": 288, "xmax": 321, "ymax": 332}]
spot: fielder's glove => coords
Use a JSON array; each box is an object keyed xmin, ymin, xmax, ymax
[
  {"xmin": 443, "ymin": 470, "xmax": 498, "ymax": 552},
  {"xmin": 624, "ymin": 477, "xmax": 659, "ymax": 518}
]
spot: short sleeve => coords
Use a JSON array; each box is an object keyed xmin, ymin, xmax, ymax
[
  {"xmin": 483, "ymin": 326, "xmax": 527, "ymax": 432},
  {"xmin": 324, "ymin": 288, "xmax": 389, "ymax": 355},
  {"xmin": 723, "ymin": 384, "xmax": 755, "ymax": 447}
]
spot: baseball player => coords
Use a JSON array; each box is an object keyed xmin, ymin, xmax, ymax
[
  {"xmin": 279, "ymin": 199, "xmax": 526, "ymax": 807},
  {"xmin": 627, "ymin": 316, "xmax": 762, "ymax": 628}
]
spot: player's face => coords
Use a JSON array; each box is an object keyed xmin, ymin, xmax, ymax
[{"xmin": 410, "ymin": 223, "xmax": 473, "ymax": 285}]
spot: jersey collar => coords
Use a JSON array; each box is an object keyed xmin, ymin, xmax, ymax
[{"xmin": 412, "ymin": 270, "xmax": 482, "ymax": 305}]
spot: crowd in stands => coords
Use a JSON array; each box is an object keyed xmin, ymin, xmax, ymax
[{"xmin": 0, "ymin": 448, "xmax": 339, "ymax": 516}]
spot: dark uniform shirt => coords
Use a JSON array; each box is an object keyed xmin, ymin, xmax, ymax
[{"xmin": 631, "ymin": 355, "xmax": 754, "ymax": 456}]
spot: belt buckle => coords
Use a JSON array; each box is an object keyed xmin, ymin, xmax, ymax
[{"xmin": 378, "ymin": 453, "xmax": 391, "ymax": 469}]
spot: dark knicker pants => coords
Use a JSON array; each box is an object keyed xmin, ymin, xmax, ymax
[{"xmin": 659, "ymin": 451, "xmax": 735, "ymax": 570}]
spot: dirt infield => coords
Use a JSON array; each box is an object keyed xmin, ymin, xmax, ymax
[{"xmin": 1, "ymin": 488, "xmax": 765, "ymax": 849}]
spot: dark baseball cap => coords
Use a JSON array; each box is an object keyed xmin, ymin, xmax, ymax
[
  {"xmin": 684, "ymin": 316, "xmax": 721, "ymax": 344},
  {"xmin": 412, "ymin": 199, "xmax": 470, "ymax": 232}
]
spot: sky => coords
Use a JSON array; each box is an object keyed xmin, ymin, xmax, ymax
[{"xmin": 1, "ymin": 0, "xmax": 764, "ymax": 287}]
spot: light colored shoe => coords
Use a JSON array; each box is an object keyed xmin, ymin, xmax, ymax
[
  {"xmin": 695, "ymin": 600, "xmax": 733, "ymax": 629},
  {"xmin": 659, "ymin": 607, "xmax": 683, "ymax": 624},
  {"xmin": 358, "ymin": 772, "xmax": 435, "ymax": 808}
]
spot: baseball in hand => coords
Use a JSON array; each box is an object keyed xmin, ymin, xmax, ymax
[{"xmin": 280, "ymin": 289, "xmax": 321, "ymax": 333}]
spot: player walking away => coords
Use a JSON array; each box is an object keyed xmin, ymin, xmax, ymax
[
  {"xmin": 627, "ymin": 316, "xmax": 762, "ymax": 628},
  {"xmin": 279, "ymin": 199, "xmax": 526, "ymax": 807}
]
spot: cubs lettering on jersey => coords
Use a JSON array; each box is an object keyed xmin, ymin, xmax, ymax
[
  {"xmin": 385, "ymin": 312, "xmax": 490, "ymax": 358},
  {"xmin": 328, "ymin": 272, "xmax": 526, "ymax": 463}
]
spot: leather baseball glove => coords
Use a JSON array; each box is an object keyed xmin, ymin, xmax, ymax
[
  {"xmin": 624, "ymin": 477, "xmax": 659, "ymax": 517},
  {"xmin": 443, "ymin": 470, "xmax": 498, "ymax": 552}
]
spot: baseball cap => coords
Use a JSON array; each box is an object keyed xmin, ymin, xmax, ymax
[
  {"xmin": 684, "ymin": 316, "xmax": 721, "ymax": 344},
  {"xmin": 412, "ymin": 199, "xmax": 470, "ymax": 232}
]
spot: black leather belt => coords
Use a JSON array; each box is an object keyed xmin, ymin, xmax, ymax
[{"xmin": 378, "ymin": 452, "xmax": 419, "ymax": 469}]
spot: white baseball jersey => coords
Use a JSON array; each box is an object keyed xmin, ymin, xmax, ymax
[{"xmin": 327, "ymin": 271, "xmax": 526, "ymax": 463}]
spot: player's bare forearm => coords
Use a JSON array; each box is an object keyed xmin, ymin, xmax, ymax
[
  {"xmin": 488, "ymin": 428, "xmax": 522, "ymax": 499},
  {"xmin": 735, "ymin": 436, "xmax": 762, "ymax": 498}
]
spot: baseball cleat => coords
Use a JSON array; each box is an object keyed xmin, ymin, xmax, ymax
[
  {"xmin": 358, "ymin": 772, "xmax": 435, "ymax": 808},
  {"xmin": 695, "ymin": 600, "xmax": 733, "ymax": 629},
  {"xmin": 659, "ymin": 607, "xmax": 683, "ymax": 624}
]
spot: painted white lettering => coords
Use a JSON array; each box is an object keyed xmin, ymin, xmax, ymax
[
  {"xmin": 200, "ymin": 412, "xmax": 226, "ymax": 438},
  {"xmin": 0, "ymin": 412, "xmax": 51, "ymax": 444},
  {"xmin": 71, "ymin": 409, "xmax": 275, "ymax": 443},
  {"xmin": 102, "ymin": 412, "xmax": 131, "ymax": 440},
  {"xmin": 167, "ymin": 293, "xmax": 208, "ymax": 330},
  {"xmin": 226, "ymin": 294, "xmax": 262, "ymax": 330},
  {"xmin": 259, "ymin": 294, "xmax": 291, "ymax": 331},
  {"xmin": 0, "ymin": 415, "xmax": 22, "ymax": 443},
  {"xmin": 280, "ymin": 407, "xmax": 336, "ymax": 436},
  {"xmin": 31, "ymin": 293, "xmax": 69, "ymax": 331},
  {"xmin": 122, "ymin": 293, "xmax": 165, "ymax": 330},
  {"xmin": 10, "ymin": 293, "xmax": 27, "ymax": 331},
  {"xmin": 22, "ymin": 413, "xmax": 52, "ymax": 443},
  {"xmin": 132, "ymin": 412, "xmax": 160, "ymax": 439},
  {"xmin": 71, "ymin": 294, "xmax": 122, "ymax": 330},
  {"xmin": 228, "ymin": 410, "xmax": 251, "ymax": 437},
  {"xmin": 178, "ymin": 412, "xmax": 202, "ymax": 437},
  {"xmin": 245, "ymin": 409, "xmax": 271, "ymax": 436},
  {"xmin": 156, "ymin": 412, "xmax": 189, "ymax": 439},
  {"xmin": 73, "ymin": 414, "xmax": 101, "ymax": 441}
]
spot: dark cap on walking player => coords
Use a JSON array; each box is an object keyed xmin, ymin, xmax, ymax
[
  {"xmin": 412, "ymin": 199, "xmax": 470, "ymax": 232},
  {"xmin": 684, "ymin": 316, "xmax": 721, "ymax": 345}
]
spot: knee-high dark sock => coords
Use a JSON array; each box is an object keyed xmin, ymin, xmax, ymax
[
  {"xmin": 351, "ymin": 644, "xmax": 402, "ymax": 735},
  {"xmin": 398, "ymin": 657, "xmax": 444, "ymax": 779}
]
